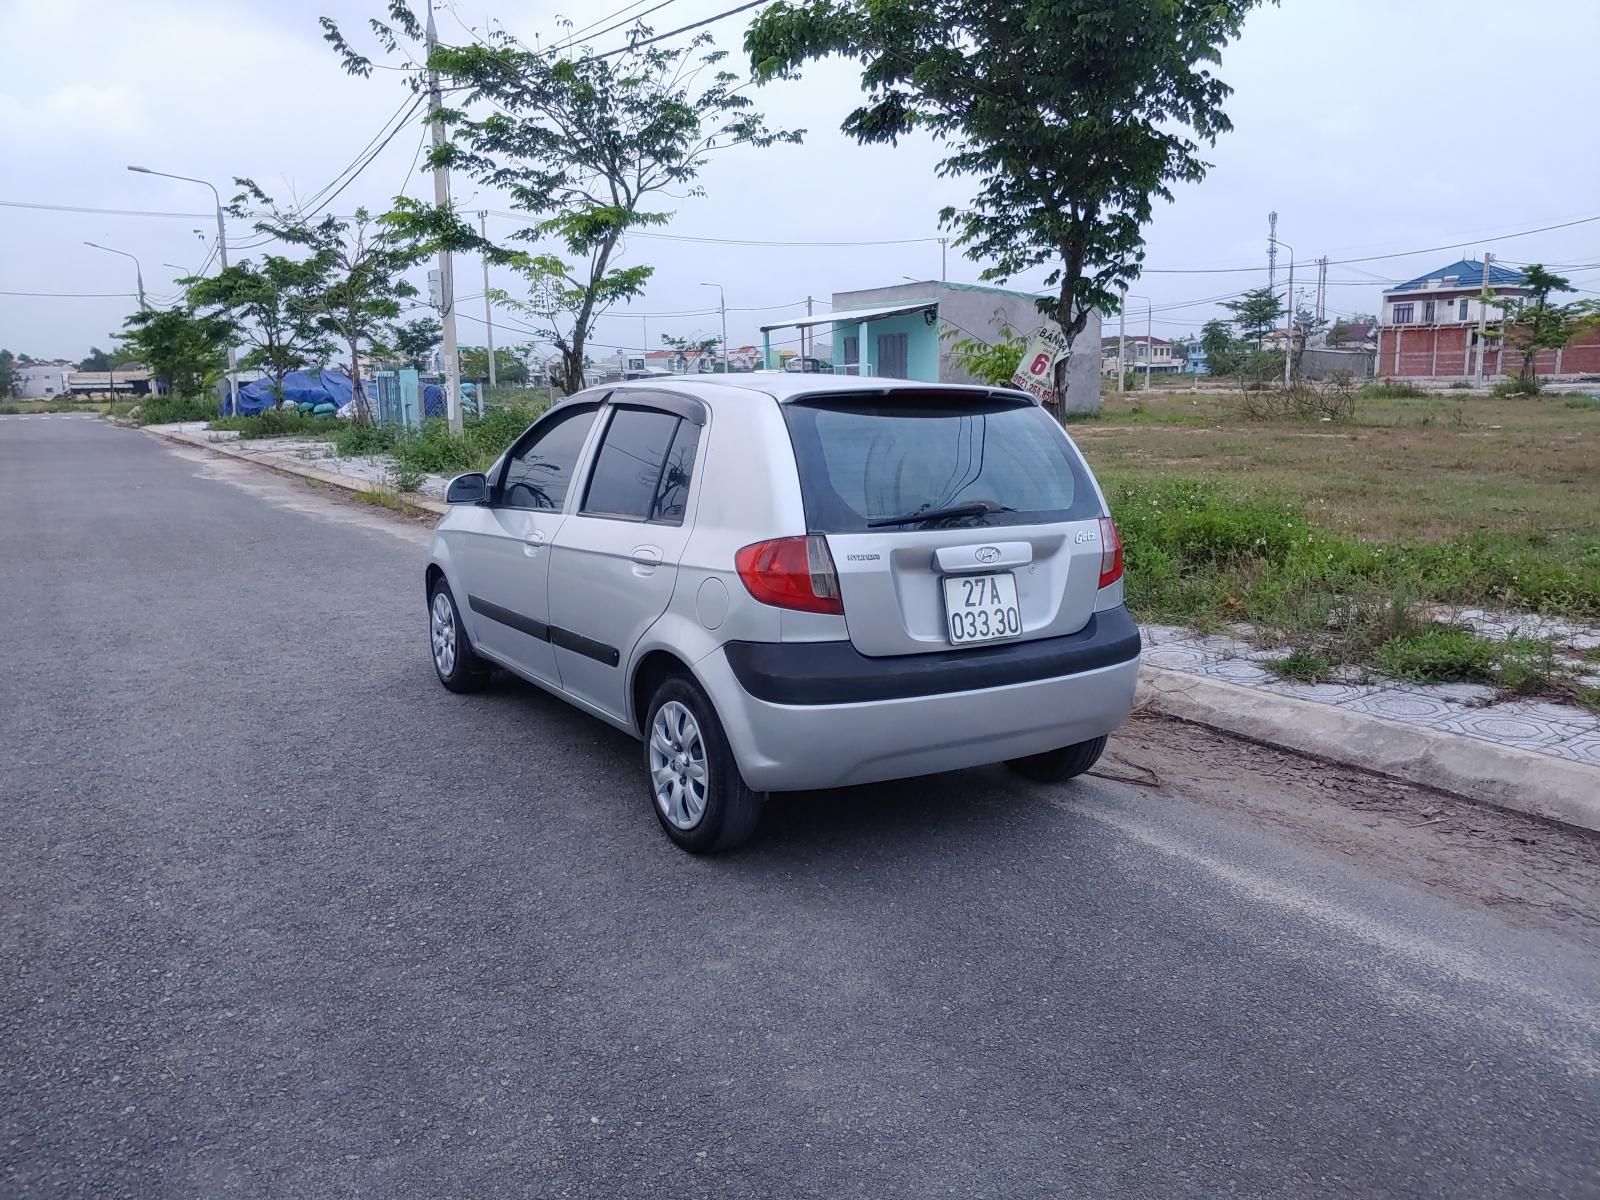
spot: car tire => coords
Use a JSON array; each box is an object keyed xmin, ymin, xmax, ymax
[
  {"xmin": 1005, "ymin": 735, "xmax": 1108, "ymax": 783},
  {"xmin": 644, "ymin": 675, "xmax": 765, "ymax": 853},
  {"xmin": 428, "ymin": 578, "xmax": 491, "ymax": 693}
]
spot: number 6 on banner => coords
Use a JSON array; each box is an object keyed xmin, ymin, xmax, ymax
[{"xmin": 1029, "ymin": 352, "xmax": 1051, "ymax": 375}]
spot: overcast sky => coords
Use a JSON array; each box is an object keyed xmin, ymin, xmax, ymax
[{"xmin": 3, "ymin": 0, "xmax": 1598, "ymax": 363}]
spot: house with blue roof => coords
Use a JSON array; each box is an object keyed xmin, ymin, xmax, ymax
[{"xmin": 1376, "ymin": 258, "xmax": 1531, "ymax": 377}]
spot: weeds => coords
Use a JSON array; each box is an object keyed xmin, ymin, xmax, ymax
[
  {"xmin": 209, "ymin": 410, "xmax": 340, "ymax": 439},
  {"xmin": 1359, "ymin": 380, "xmax": 1427, "ymax": 400},
  {"xmin": 1269, "ymin": 649, "xmax": 1333, "ymax": 683},
  {"xmin": 1492, "ymin": 376, "xmax": 1541, "ymax": 397},
  {"xmin": 1565, "ymin": 394, "xmax": 1600, "ymax": 410},
  {"xmin": 130, "ymin": 396, "xmax": 217, "ymax": 425},
  {"xmin": 389, "ymin": 463, "xmax": 427, "ymax": 493}
]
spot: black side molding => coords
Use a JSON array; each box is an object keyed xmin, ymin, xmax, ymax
[
  {"xmin": 469, "ymin": 594, "xmax": 549, "ymax": 642},
  {"xmin": 724, "ymin": 606, "xmax": 1141, "ymax": 706},
  {"xmin": 468, "ymin": 594, "xmax": 619, "ymax": 668}
]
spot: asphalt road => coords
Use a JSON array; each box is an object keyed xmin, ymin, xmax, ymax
[{"xmin": 4, "ymin": 415, "xmax": 1599, "ymax": 1199}]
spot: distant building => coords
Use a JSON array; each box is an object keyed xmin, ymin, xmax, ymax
[
  {"xmin": 1101, "ymin": 334, "xmax": 1179, "ymax": 375},
  {"xmin": 16, "ymin": 363, "xmax": 73, "ymax": 398},
  {"xmin": 760, "ymin": 280, "xmax": 1102, "ymax": 412},
  {"xmin": 1371, "ymin": 258, "xmax": 1600, "ymax": 378}
]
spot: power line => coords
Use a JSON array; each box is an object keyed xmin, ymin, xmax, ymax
[
  {"xmin": 558, "ymin": 0, "xmax": 678, "ymax": 51},
  {"xmin": 0, "ymin": 289, "xmax": 136, "ymax": 298},
  {"xmin": 582, "ymin": 0, "xmax": 765, "ymax": 60}
]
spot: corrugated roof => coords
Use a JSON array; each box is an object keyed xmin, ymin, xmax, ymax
[
  {"xmin": 1387, "ymin": 259, "xmax": 1527, "ymax": 294},
  {"xmin": 760, "ymin": 299, "xmax": 936, "ymax": 333}
]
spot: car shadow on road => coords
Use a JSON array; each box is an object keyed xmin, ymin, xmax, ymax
[{"xmin": 479, "ymin": 668, "xmax": 1076, "ymax": 862}]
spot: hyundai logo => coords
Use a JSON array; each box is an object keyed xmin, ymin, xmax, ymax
[{"xmin": 974, "ymin": 546, "xmax": 1001, "ymax": 564}]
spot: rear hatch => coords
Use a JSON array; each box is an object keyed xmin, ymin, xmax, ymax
[{"xmin": 781, "ymin": 390, "xmax": 1108, "ymax": 657}]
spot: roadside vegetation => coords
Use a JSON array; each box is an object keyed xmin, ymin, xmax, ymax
[{"xmin": 1093, "ymin": 385, "xmax": 1600, "ymax": 709}]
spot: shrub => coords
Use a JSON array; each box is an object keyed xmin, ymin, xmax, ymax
[
  {"xmin": 130, "ymin": 396, "xmax": 217, "ymax": 425},
  {"xmin": 1359, "ymin": 379, "xmax": 1427, "ymax": 400},
  {"xmin": 334, "ymin": 422, "xmax": 401, "ymax": 457},
  {"xmin": 1492, "ymin": 376, "xmax": 1540, "ymax": 397},
  {"xmin": 1563, "ymin": 394, "xmax": 1600, "ymax": 410},
  {"xmin": 209, "ymin": 409, "xmax": 340, "ymax": 439},
  {"xmin": 1375, "ymin": 626, "xmax": 1498, "ymax": 683},
  {"xmin": 389, "ymin": 463, "xmax": 426, "ymax": 493},
  {"xmin": 1269, "ymin": 648, "xmax": 1333, "ymax": 683}
]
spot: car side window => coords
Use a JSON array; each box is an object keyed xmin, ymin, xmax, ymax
[
  {"xmin": 651, "ymin": 420, "xmax": 701, "ymax": 523},
  {"xmin": 499, "ymin": 404, "xmax": 598, "ymax": 511},
  {"xmin": 581, "ymin": 407, "xmax": 685, "ymax": 522}
]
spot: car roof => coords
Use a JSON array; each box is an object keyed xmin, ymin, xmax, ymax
[{"xmin": 578, "ymin": 372, "xmax": 1035, "ymax": 407}]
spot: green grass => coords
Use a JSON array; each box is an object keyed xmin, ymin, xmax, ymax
[
  {"xmin": 1268, "ymin": 649, "xmax": 1333, "ymax": 683},
  {"xmin": 130, "ymin": 396, "xmax": 218, "ymax": 425},
  {"xmin": 1492, "ymin": 376, "xmax": 1541, "ymax": 397}
]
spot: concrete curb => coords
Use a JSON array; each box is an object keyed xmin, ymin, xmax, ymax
[
  {"xmin": 133, "ymin": 420, "xmax": 1600, "ymax": 835},
  {"xmin": 139, "ymin": 424, "xmax": 448, "ymax": 517},
  {"xmin": 1138, "ymin": 665, "xmax": 1600, "ymax": 834}
]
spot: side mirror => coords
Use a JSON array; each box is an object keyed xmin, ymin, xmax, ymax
[{"xmin": 445, "ymin": 472, "xmax": 488, "ymax": 505}]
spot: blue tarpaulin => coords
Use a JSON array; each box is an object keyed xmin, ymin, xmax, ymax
[{"xmin": 222, "ymin": 369, "xmax": 356, "ymax": 417}]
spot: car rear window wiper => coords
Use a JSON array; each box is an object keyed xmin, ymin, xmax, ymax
[{"xmin": 865, "ymin": 500, "xmax": 1016, "ymax": 529}]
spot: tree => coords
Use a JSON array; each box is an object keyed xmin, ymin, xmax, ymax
[
  {"xmin": 747, "ymin": 0, "xmax": 1263, "ymax": 409},
  {"xmin": 0, "ymin": 349, "xmax": 18, "ymax": 398},
  {"xmin": 1497, "ymin": 263, "xmax": 1587, "ymax": 382},
  {"xmin": 187, "ymin": 255, "xmax": 334, "ymax": 400},
  {"xmin": 1221, "ymin": 286, "xmax": 1284, "ymax": 349},
  {"xmin": 234, "ymin": 182, "xmax": 421, "ymax": 421},
  {"xmin": 458, "ymin": 345, "xmax": 528, "ymax": 385},
  {"xmin": 660, "ymin": 332, "xmax": 721, "ymax": 371},
  {"xmin": 390, "ymin": 317, "xmax": 441, "ymax": 371},
  {"xmin": 117, "ymin": 307, "xmax": 231, "ymax": 400},
  {"xmin": 324, "ymin": 9, "xmax": 800, "ymax": 395},
  {"xmin": 944, "ymin": 326, "xmax": 1026, "ymax": 387},
  {"xmin": 1199, "ymin": 318, "xmax": 1245, "ymax": 377},
  {"xmin": 76, "ymin": 345, "xmax": 138, "ymax": 372}
]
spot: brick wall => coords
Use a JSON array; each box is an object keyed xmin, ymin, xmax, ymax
[{"xmin": 1376, "ymin": 322, "xmax": 1600, "ymax": 378}]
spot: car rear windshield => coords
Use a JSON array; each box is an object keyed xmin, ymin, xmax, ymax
[{"xmin": 781, "ymin": 393, "xmax": 1102, "ymax": 533}]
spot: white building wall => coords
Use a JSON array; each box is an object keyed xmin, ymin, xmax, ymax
[{"xmin": 17, "ymin": 365, "xmax": 73, "ymax": 398}]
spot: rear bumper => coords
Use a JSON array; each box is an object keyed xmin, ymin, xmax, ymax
[{"xmin": 699, "ymin": 608, "xmax": 1141, "ymax": 792}]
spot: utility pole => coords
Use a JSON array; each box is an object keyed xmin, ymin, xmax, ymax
[
  {"xmin": 1475, "ymin": 252, "xmax": 1493, "ymax": 381},
  {"xmin": 1145, "ymin": 301, "xmax": 1153, "ymax": 392},
  {"xmin": 1117, "ymin": 288, "xmax": 1127, "ymax": 393},
  {"xmin": 1284, "ymin": 252, "xmax": 1295, "ymax": 386},
  {"xmin": 478, "ymin": 211, "xmax": 495, "ymax": 403},
  {"xmin": 804, "ymin": 295, "xmax": 813, "ymax": 366},
  {"xmin": 939, "ymin": 237, "xmax": 948, "ymax": 282},
  {"xmin": 1267, "ymin": 211, "xmax": 1278, "ymax": 293},
  {"xmin": 1316, "ymin": 256, "xmax": 1328, "ymax": 325},
  {"xmin": 700, "ymin": 282, "xmax": 727, "ymax": 372},
  {"xmin": 427, "ymin": 5, "xmax": 463, "ymax": 434}
]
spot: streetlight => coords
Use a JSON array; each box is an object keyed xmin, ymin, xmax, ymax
[
  {"xmin": 1118, "ymin": 290, "xmax": 1153, "ymax": 394},
  {"xmin": 128, "ymin": 165, "xmax": 239, "ymax": 413},
  {"xmin": 700, "ymin": 282, "xmax": 727, "ymax": 373},
  {"xmin": 1271, "ymin": 235, "xmax": 1295, "ymax": 385},
  {"xmin": 84, "ymin": 241, "xmax": 147, "ymax": 311}
]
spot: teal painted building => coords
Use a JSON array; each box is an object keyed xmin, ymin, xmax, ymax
[{"xmin": 759, "ymin": 280, "xmax": 1103, "ymax": 413}]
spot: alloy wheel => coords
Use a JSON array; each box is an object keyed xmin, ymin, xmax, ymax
[{"xmin": 649, "ymin": 700, "xmax": 708, "ymax": 829}]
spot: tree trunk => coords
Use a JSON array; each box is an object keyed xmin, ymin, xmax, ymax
[{"xmin": 349, "ymin": 336, "xmax": 371, "ymax": 424}]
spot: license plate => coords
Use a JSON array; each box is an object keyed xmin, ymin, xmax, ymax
[{"xmin": 942, "ymin": 572, "xmax": 1022, "ymax": 645}]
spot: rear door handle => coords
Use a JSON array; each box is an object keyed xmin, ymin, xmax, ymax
[{"xmin": 630, "ymin": 547, "xmax": 663, "ymax": 566}]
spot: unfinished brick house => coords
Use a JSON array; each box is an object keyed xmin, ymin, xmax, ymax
[{"xmin": 1374, "ymin": 258, "xmax": 1600, "ymax": 378}]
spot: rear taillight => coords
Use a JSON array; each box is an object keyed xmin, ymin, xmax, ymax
[
  {"xmin": 734, "ymin": 535, "xmax": 844, "ymax": 615},
  {"xmin": 1098, "ymin": 515, "xmax": 1124, "ymax": 589}
]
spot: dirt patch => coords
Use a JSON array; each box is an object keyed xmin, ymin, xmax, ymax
[{"xmin": 1107, "ymin": 713, "xmax": 1600, "ymax": 947}]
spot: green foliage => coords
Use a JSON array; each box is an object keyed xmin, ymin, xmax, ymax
[
  {"xmin": 117, "ymin": 307, "xmax": 231, "ymax": 399},
  {"xmin": 0, "ymin": 349, "xmax": 17, "ymax": 399},
  {"xmin": 231, "ymin": 182, "xmax": 422, "ymax": 419},
  {"xmin": 130, "ymin": 395, "xmax": 217, "ymax": 425},
  {"xmin": 747, "ymin": 0, "xmax": 1262, "ymax": 370},
  {"xmin": 208, "ymin": 409, "xmax": 341, "ymax": 439},
  {"xmin": 328, "ymin": 8, "xmax": 799, "ymax": 396},
  {"xmin": 76, "ymin": 345, "xmax": 139, "ymax": 372},
  {"xmin": 389, "ymin": 462, "xmax": 426, "ymax": 493},
  {"xmin": 1359, "ymin": 380, "xmax": 1427, "ymax": 399},
  {"xmin": 1269, "ymin": 649, "xmax": 1333, "ymax": 683},
  {"xmin": 1564, "ymin": 394, "xmax": 1600, "ymax": 410},
  {"xmin": 1492, "ymin": 375, "xmax": 1541, "ymax": 397},
  {"xmin": 947, "ymin": 329, "xmax": 1026, "ymax": 387},
  {"xmin": 458, "ymin": 345, "xmax": 529, "ymax": 385},
  {"xmin": 389, "ymin": 317, "xmax": 441, "ymax": 371},
  {"xmin": 187, "ymin": 255, "xmax": 333, "ymax": 397},
  {"xmin": 333, "ymin": 421, "xmax": 401, "ymax": 458},
  {"xmin": 1199, "ymin": 319, "xmax": 1245, "ymax": 377},
  {"xmin": 1496, "ymin": 263, "xmax": 1588, "ymax": 381},
  {"xmin": 1371, "ymin": 627, "xmax": 1568, "ymax": 695},
  {"xmin": 1221, "ymin": 286, "xmax": 1284, "ymax": 349}
]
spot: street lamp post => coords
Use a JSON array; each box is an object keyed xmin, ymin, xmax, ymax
[
  {"xmin": 1120, "ymin": 291, "xmax": 1153, "ymax": 393},
  {"xmin": 85, "ymin": 241, "xmax": 146, "ymax": 312},
  {"xmin": 128, "ymin": 165, "xmax": 239, "ymax": 414},
  {"xmin": 700, "ymin": 282, "xmax": 727, "ymax": 373},
  {"xmin": 1271, "ymin": 236, "xmax": 1296, "ymax": 386}
]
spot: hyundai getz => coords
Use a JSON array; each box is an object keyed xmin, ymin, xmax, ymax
[{"xmin": 425, "ymin": 374, "xmax": 1140, "ymax": 852}]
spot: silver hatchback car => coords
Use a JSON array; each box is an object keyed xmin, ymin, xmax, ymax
[{"xmin": 425, "ymin": 374, "xmax": 1140, "ymax": 852}]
